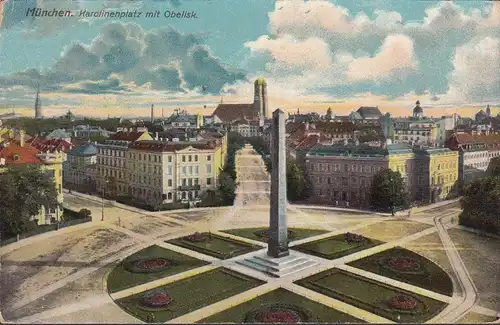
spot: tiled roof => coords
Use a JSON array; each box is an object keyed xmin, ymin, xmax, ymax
[
  {"xmin": 308, "ymin": 144, "xmax": 388, "ymax": 157},
  {"xmin": 108, "ymin": 131, "xmax": 146, "ymax": 142},
  {"xmin": 129, "ymin": 140, "xmax": 219, "ymax": 152},
  {"xmin": 213, "ymin": 103, "xmax": 257, "ymax": 123},
  {"xmin": 356, "ymin": 106, "xmax": 382, "ymax": 119},
  {"xmin": 314, "ymin": 121, "xmax": 356, "ymax": 134},
  {"xmin": 28, "ymin": 137, "xmax": 72, "ymax": 153},
  {"xmin": 0, "ymin": 142, "xmax": 43, "ymax": 165},
  {"xmin": 68, "ymin": 143, "xmax": 98, "ymax": 157},
  {"xmin": 454, "ymin": 133, "xmax": 500, "ymax": 145}
]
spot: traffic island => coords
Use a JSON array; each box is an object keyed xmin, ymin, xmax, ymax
[
  {"xmin": 107, "ymin": 245, "xmax": 210, "ymax": 293},
  {"xmin": 291, "ymin": 233, "xmax": 384, "ymax": 260},
  {"xmin": 221, "ymin": 227, "xmax": 329, "ymax": 243},
  {"xmin": 166, "ymin": 232, "xmax": 262, "ymax": 260},
  {"xmin": 347, "ymin": 246, "xmax": 454, "ymax": 296},
  {"xmin": 295, "ymin": 268, "xmax": 447, "ymax": 323},
  {"xmin": 197, "ymin": 288, "xmax": 364, "ymax": 323},
  {"xmin": 115, "ymin": 268, "xmax": 265, "ymax": 323}
]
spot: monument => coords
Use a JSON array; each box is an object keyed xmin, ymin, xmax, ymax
[{"xmin": 237, "ymin": 109, "xmax": 317, "ymax": 277}]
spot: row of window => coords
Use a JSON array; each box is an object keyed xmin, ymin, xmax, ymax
[
  {"xmin": 310, "ymin": 162, "xmax": 384, "ymax": 173},
  {"xmin": 99, "ymin": 150, "xmax": 213, "ymax": 164},
  {"xmin": 313, "ymin": 175, "xmax": 372, "ymax": 187}
]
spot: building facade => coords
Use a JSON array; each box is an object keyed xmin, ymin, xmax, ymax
[
  {"xmin": 126, "ymin": 139, "xmax": 226, "ymax": 206},
  {"xmin": 63, "ymin": 142, "xmax": 98, "ymax": 192}
]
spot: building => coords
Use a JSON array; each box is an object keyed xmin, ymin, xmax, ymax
[
  {"xmin": 233, "ymin": 119, "xmax": 262, "ymax": 138},
  {"xmin": 0, "ymin": 129, "xmax": 64, "ymax": 224},
  {"xmin": 26, "ymin": 137, "xmax": 73, "ymax": 162},
  {"xmin": 212, "ymin": 78, "xmax": 268, "ymax": 123},
  {"xmin": 356, "ymin": 106, "xmax": 382, "ymax": 121},
  {"xmin": 164, "ymin": 110, "xmax": 204, "ymax": 130},
  {"xmin": 126, "ymin": 138, "xmax": 227, "ymax": 206},
  {"xmin": 46, "ymin": 129, "xmax": 72, "ymax": 143},
  {"xmin": 305, "ymin": 141, "xmax": 459, "ymax": 207},
  {"xmin": 73, "ymin": 125, "xmax": 112, "ymax": 139},
  {"xmin": 96, "ymin": 131, "xmax": 153, "ymax": 196},
  {"xmin": 446, "ymin": 133, "xmax": 500, "ymax": 189},
  {"xmin": 63, "ymin": 142, "xmax": 98, "ymax": 192}
]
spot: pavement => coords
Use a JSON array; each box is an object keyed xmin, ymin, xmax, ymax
[{"xmin": 0, "ymin": 145, "xmax": 498, "ymax": 324}]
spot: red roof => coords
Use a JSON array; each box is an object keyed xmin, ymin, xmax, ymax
[
  {"xmin": 213, "ymin": 103, "xmax": 257, "ymax": 123},
  {"xmin": 108, "ymin": 131, "xmax": 147, "ymax": 142},
  {"xmin": 0, "ymin": 142, "xmax": 43, "ymax": 165},
  {"xmin": 446, "ymin": 132, "xmax": 500, "ymax": 150},
  {"xmin": 28, "ymin": 137, "xmax": 73, "ymax": 153}
]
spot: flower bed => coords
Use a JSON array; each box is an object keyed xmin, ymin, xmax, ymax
[
  {"xmin": 344, "ymin": 232, "xmax": 364, "ymax": 243},
  {"xmin": 124, "ymin": 257, "xmax": 174, "ymax": 274},
  {"xmin": 244, "ymin": 304, "xmax": 313, "ymax": 323},
  {"xmin": 139, "ymin": 290, "xmax": 173, "ymax": 310},
  {"xmin": 184, "ymin": 232, "xmax": 208, "ymax": 243},
  {"xmin": 387, "ymin": 294, "xmax": 418, "ymax": 311},
  {"xmin": 388, "ymin": 257, "xmax": 422, "ymax": 272}
]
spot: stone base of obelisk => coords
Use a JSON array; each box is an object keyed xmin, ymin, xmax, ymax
[{"xmin": 236, "ymin": 252, "xmax": 318, "ymax": 278}]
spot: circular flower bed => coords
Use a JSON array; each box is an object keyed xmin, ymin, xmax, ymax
[
  {"xmin": 388, "ymin": 257, "xmax": 421, "ymax": 272},
  {"xmin": 244, "ymin": 304, "xmax": 312, "ymax": 323},
  {"xmin": 124, "ymin": 257, "xmax": 175, "ymax": 274},
  {"xmin": 253, "ymin": 229, "xmax": 296, "ymax": 242},
  {"xmin": 184, "ymin": 232, "xmax": 208, "ymax": 243},
  {"xmin": 387, "ymin": 294, "xmax": 418, "ymax": 310},
  {"xmin": 344, "ymin": 232, "xmax": 364, "ymax": 243},
  {"xmin": 140, "ymin": 290, "xmax": 173, "ymax": 309}
]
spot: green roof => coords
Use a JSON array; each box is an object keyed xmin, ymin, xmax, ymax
[
  {"xmin": 308, "ymin": 145, "xmax": 387, "ymax": 158},
  {"xmin": 254, "ymin": 77, "xmax": 266, "ymax": 85}
]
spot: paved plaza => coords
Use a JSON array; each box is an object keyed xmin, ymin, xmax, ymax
[{"xmin": 1, "ymin": 147, "xmax": 499, "ymax": 323}]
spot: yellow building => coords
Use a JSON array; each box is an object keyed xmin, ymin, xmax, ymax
[
  {"xmin": 0, "ymin": 129, "xmax": 64, "ymax": 225},
  {"xmin": 414, "ymin": 147, "xmax": 459, "ymax": 203},
  {"xmin": 126, "ymin": 138, "xmax": 226, "ymax": 206}
]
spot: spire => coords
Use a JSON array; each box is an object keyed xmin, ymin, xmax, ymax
[
  {"xmin": 34, "ymin": 83, "xmax": 42, "ymax": 119},
  {"xmin": 150, "ymin": 104, "xmax": 154, "ymax": 122},
  {"xmin": 486, "ymin": 104, "xmax": 491, "ymax": 117}
]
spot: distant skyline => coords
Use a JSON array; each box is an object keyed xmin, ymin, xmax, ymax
[{"xmin": 0, "ymin": 0, "xmax": 499, "ymax": 119}]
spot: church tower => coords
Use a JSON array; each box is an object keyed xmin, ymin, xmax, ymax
[
  {"xmin": 486, "ymin": 104, "xmax": 491, "ymax": 117},
  {"xmin": 254, "ymin": 78, "xmax": 268, "ymax": 119},
  {"xmin": 34, "ymin": 85, "xmax": 42, "ymax": 119},
  {"xmin": 413, "ymin": 100, "xmax": 423, "ymax": 119}
]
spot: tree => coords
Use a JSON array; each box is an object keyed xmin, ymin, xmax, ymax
[
  {"xmin": 218, "ymin": 172, "xmax": 236, "ymax": 205},
  {"xmin": 370, "ymin": 169, "xmax": 410, "ymax": 215},
  {"xmin": 459, "ymin": 176, "xmax": 500, "ymax": 234},
  {"xmin": 0, "ymin": 166, "xmax": 58, "ymax": 238},
  {"xmin": 78, "ymin": 208, "xmax": 92, "ymax": 219},
  {"xmin": 287, "ymin": 161, "xmax": 306, "ymax": 201},
  {"xmin": 487, "ymin": 157, "xmax": 500, "ymax": 177}
]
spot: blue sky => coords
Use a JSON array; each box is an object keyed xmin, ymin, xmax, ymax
[{"xmin": 0, "ymin": 0, "xmax": 499, "ymax": 117}]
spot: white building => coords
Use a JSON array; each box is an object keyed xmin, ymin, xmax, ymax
[{"xmin": 62, "ymin": 142, "xmax": 98, "ymax": 191}]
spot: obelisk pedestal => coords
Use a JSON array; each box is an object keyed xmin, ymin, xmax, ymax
[{"xmin": 236, "ymin": 109, "xmax": 317, "ymax": 277}]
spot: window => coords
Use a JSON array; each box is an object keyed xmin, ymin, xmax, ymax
[
  {"xmin": 168, "ymin": 156, "xmax": 172, "ymax": 163},
  {"xmin": 327, "ymin": 177, "xmax": 331, "ymax": 184},
  {"xmin": 206, "ymin": 164, "xmax": 212, "ymax": 174},
  {"xmin": 207, "ymin": 155, "xmax": 211, "ymax": 161},
  {"xmin": 167, "ymin": 166, "xmax": 172, "ymax": 175},
  {"xmin": 182, "ymin": 178, "xmax": 187, "ymax": 186},
  {"xmin": 182, "ymin": 166, "xmax": 187, "ymax": 174},
  {"xmin": 194, "ymin": 178, "xmax": 199, "ymax": 185},
  {"xmin": 168, "ymin": 179, "xmax": 172, "ymax": 187},
  {"xmin": 194, "ymin": 155, "xmax": 198, "ymax": 162},
  {"xmin": 207, "ymin": 178, "xmax": 212, "ymax": 185},
  {"xmin": 182, "ymin": 155, "xmax": 186, "ymax": 162},
  {"xmin": 188, "ymin": 155, "xmax": 192, "ymax": 162}
]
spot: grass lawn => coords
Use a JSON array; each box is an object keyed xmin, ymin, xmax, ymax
[
  {"xmin": 116, "ymin": 267, "xmax": 265, "ymax": 323},
  {"xmin": 291, "ymin": 233, "xmax": 384, "ymax": 260},
  {"xmin": 221, "ymin": 227, "xmax": 329, "ymax": 243},
  {"xmin": 166, "ymin": 232, "xmax": 262, "ymax": 260},
  {"xmin": 347, "ymin": 246, "xmax": 453, "ymax": 296},
  {"xmin": 295, "ymin": 268, "xmax": 447, "ymax": 323},
  {"xmin": 197, "ymin": 288, "xmax": 364, "ymax": 323},
  {"xmin": 107, "ymin": 245, "xmax": 210, "ymax": 293}
]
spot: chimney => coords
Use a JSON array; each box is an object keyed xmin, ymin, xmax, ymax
[
  {"xmin": 305, "ymin": 122, "xmax": 309, "ymax": 131},
  {"xmin": 155, "ymin": 132, "xmax": 159, "ymax": 140}
]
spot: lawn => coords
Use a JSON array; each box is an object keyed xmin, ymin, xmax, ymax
[
  {"xmin": 292, "ymin": 233, "xmax": 384, "ymax": 260},
  {"xmin": 347, "ymin": 246, "xmax": 453, "ymax": 296},
  {"xmin": 197, "ymin": 288, "xmax": 364, "ymax": 323},
  {"xmin": 116, "ymin": 267, "xmax": 265, "ymax": 323},
  {"xmin": 221, "ymin": 227, "xmax": 329, "ymax": 243},
  {"xmin": 107, "ymin": 245, "xmax": 210, "ymax": 293},
  {"xmin": 166, "ymin": 232, "xmax": 262, "ymax": 260},
  {"xmin": 295, "ymin": 268, "xmax": 447, "ymax": 323}
]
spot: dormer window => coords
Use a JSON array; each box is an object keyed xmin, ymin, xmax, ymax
[{"xmin": 12, "ymin": 154, "xmax": 20, "ymax": 161}]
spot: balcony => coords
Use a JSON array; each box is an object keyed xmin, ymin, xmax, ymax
[{"xmin": 178, "ymin": 184, "xmax": 201, "ymax": 191}]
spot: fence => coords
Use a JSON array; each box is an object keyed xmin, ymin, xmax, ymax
[{"xmin": 0, "ymin": 214, "xmax": 92, "ymax": 247}]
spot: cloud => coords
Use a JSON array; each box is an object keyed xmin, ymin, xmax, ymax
[
  {"xmin": 445, "ymin": 37, "xmax": 500, "ymax": 102},
  {"xmin": 0, "ymin": 22, "xmax": 245, "ymax": 96},
  {"xmin": 246, "ymin": 0, "xmax": 500, "ymax": 103},
  {"xmin": 346, "ymin": 34, "xmax": 417, "ymax": 82}
]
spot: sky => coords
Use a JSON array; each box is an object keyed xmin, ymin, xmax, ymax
[{"xmin": 0, "ymin": 0, "xmax": 499, "ymax": 119}]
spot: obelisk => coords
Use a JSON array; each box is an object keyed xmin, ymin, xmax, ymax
[{"xmin": 268, "ymin": 109, "xmax": 289, "ymax": 258}]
